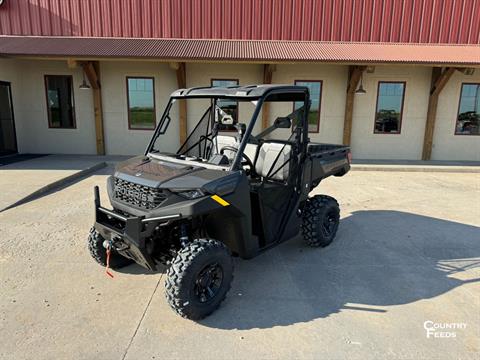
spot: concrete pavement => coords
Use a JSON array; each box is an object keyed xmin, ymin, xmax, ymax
[
  {"xmin": 1, "ymin": 154, "xmax": 478, "ymax": 213},
  {"xmin": 0, "ymin": 155, "xmax": 129, "ymax": 211},
  {"xmin": 0, "ymin": 168, "xmax": 479, "ymax": 359}
]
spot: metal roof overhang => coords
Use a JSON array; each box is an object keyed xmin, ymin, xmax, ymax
[{"xmin": 1, "ymin": 36, "xmax": 479, "ymax": 66}]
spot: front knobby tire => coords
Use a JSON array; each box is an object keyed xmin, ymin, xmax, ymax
[
  {"xmin": 301, "ymin": 195, "xmax": 340, "ymax": 248},
  {"xmin": 87, "ymin": 227, "xmax": 133, "ymax": 269},
  {"xmin": 165, "ymin": 239, "xmax": 233, "ymax": 320}
]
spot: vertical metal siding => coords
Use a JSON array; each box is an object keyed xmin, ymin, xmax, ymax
[
  {"xmin": 0, "ymin": 0, "xmax": 478, "ymax": 44},
  {"xmin": 9, "ymin": 0, "xmax": 23, "ymax": 34}
]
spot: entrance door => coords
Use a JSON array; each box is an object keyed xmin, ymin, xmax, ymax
[{"xmin": 0, "ymin": 81, "xmax": 17, "ymax": 155}]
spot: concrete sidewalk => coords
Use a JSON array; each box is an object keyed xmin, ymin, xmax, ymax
[
  {"xmin": 1, "ymin": 154, "xmax": 478, "ymax": 212},
  {"xmin": 351, "ymin": 159, "xmax": 480, "ymax": 173},
  {"xmin": 0, "ymin": 155, "xmax": 129, "ymax": 212}
]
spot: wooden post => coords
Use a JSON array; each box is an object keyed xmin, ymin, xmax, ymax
[
  {"xmin": 67, "ymin": 59, "xmax": 77, "ymax": 69},
  {"xmin": 81, "ymin": 61, "xmax": 105, "ymax": 155},
  {"xmin": 421, "ymin": 67, "xmax": 455, "ymax": 160},
  {"xmin": 174, "ymin": 62, "xmax": 188, "ymax": 145},
  {"xmin": 262, "ymin": 64, "xmax": 276, "ymax": 130},
  {"xmin": 342, "ymin": 66, "xmax": 366, "ymax": 145}
]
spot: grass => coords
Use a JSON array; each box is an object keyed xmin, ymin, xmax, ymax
[
  {"xmin": 129, "ymin": 108, "xmax": 155, "ymax": 129},
  {"xmin": 307, "ymin": 110, "xmax": 319, "ymax": 131}
]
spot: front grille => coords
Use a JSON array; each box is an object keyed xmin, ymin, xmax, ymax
[{"xmin": 113, "ymin": 178, "xmax": 167, "ymax": 210}]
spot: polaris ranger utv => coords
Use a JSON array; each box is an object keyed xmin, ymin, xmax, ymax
[{"xmin": 89, "ymin": 85, "xmax": 350, "ymax": 320}]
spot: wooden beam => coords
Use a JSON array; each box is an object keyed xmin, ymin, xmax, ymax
[
  {"xmin": 81, "ymin": 61, "xmax": 105, "ymax": 155},
  {"xmin": 261, "ymin": 64, "xmax": 276, "ymax": 130},
  {"xmin": 342, "ymin": 66, "xmax": 366, "ymax": 145},
  {"xmin": 169, "ymin": 62, "xmax": 180, "ymax": 70},
  {"xmin": 82, "ymin": 61, "xmax": 100, "ymax": 89},
  {"xmin": 175, "ymin": 62, "xmax": 188, "ymax": 145},
  {"xmin": 421, "ymin": 67, "xmax": 455, "ymax": 160},
  {"xmin": 67, "ymin": 59, "xmax": 77, "ymax": 69},
  {"xmin": 431, "ymin": 67, "xmax": 455, "ymax": 96}
]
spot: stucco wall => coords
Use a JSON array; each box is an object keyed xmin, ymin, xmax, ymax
[
  {"xmin": 432, "ymin": 70, "xmax": 480, "ymax": 161},
  {"xmin": 272, "ymin": 64, "xmax": 348, "ymax": 144},
  {"xmin": 350, "ymin": 65, "xmax": 431, "ymax": 160},
  {"xmin": 1, "ymin": 59, "xmax": 478, "ymax": 161},
  {"xmin": 0, "ymin": 59, "xmax": 97, "ymax": 154},
  {"xmin": 186, "ymin": 63, "xmax": 264, "ymax": 135},
  {"xmin": 100, "ymin": 61, "xmax": 179, "ymax": 155}
]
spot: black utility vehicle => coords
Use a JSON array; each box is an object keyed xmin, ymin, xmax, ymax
[{"xmin": 89, "ymin": 85, "xmax": 351, "ymax": 319}]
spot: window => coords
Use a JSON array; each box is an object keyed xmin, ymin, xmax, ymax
[
  {"xmin": 294, "ymin": 80, "xmax": 322, "ymax": 133},
  {"xmin": 455, "ymin": 83, "xmax": 480, "ymax": 135},
  {"xmin": 127, "ymin": 77, "xmax": 156, "ymax": 130},
  {"xmin": 211, "ymin": 79, "xmax": 239, "ymax": 130},
  {"xmin": 374, "ymin": 82, "xmax": 405, "ymax": 134},
  {"xmin": 44, "ymin": 75, "xmax": 75, "ymax": 128}
]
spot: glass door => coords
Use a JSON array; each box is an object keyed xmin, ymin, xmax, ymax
[{"xmin": 0, "ymin": 81, "xmax": 17, "ymax": 155}]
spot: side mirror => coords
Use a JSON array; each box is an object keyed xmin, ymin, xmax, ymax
[{"xmin": 274, "ymin": 116, "xmax": 291, "ymax": 129}]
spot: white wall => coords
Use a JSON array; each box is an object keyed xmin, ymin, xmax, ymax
[
  {"xmin": 186, "ymin": 63, "xmax": 264, "ymax": 134},
  {"xmin": 3, "ymin": 59, "xmax": 97, "ymax": 154},
  {"xmin": 432, "ymin": 70, "xmax": 480, "ymax": 161},
  {"xmin": 100, "ymin": 61, "xmax": 179, "ymax": 155},
  {"xmin": 350, "ymin": 65, "xmax": 431, "ymax": 160},
  {"xmin": 2, "ymin": 58, "xmax": 478, "ymax": 161},
  {"xmin": 272, "ymin": 64, "xmax": 348, "ymax": 144}
]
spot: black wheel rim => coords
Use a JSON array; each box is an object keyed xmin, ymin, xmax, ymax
[
  {"xmin": 194, "ymin": 263, "xmax": 224, "ymax": 303},
  {"xmin": 323, "ymin": 210, "xmax": 338, "ymax": 236}
]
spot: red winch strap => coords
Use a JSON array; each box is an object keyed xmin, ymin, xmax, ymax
[{"xmin": 105, "ymin": 246, "xmax": 114, "ymax": 278}]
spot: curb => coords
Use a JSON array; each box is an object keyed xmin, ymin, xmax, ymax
[
  {"xmin": 351, "ymin": 165, "xmax": 480, "ymax": 173},
  {"xmin": 1, "ymin": 162, "xmax": 107, "ymax": 213}
]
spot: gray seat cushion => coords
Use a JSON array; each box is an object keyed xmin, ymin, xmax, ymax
[
  {"xmin": 243, "ymin": 143, "xmax": 258, "ymax": 163},
  {"xmin": 212, "ymin": 135, "xmax": 238, "ymax": 160},
  {"xmin": 255, "ymin": 142, "xmax": 291, "ymax": 181}
]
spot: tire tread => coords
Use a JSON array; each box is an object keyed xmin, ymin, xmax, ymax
[
  {"xmin": 165, "ymin": 239, "xmax": 233, "ymax": 320},
  {"xmin": 301, "ymin": 195, "xmax": 340, "ymax": 247}
]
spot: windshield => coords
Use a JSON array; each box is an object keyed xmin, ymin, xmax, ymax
[{"xmin": 147, "ymin": 94, "xmax": 307, "ymax": 170}]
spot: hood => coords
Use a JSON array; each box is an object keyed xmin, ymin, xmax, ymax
[
  {"xmin": 114, "ymin": 155, "xmax": 202, "ymax": 187},
  {"xmin": 113, "ymin": 155, "xmax": 239, "ymax": 192}
]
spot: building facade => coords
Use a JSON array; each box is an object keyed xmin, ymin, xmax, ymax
[{"xmin": 0, "ymin": 0, "xmax": 479, "ymax": 160}]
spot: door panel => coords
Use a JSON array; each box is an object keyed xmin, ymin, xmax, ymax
[
  {"xmin": 251, "ymin": 182, "xmax": 296, "ymax": 247},
  {"xmin": 0, "ymin": 82, "xmax": 17, "ymax": 155}
]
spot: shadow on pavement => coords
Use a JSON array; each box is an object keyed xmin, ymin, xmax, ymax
[
  {"xmin": 0, "ymin": 165, "xmax": 115, "ymax": 213},
  {"xmin": 117, "ymin": 264, "xmax": 165, "ymax": 275},
  {"xmin": 198, "ymin": 210, "xmax": 480, "ymax": 329},
  {"xmin": 0, "ymin": 154, "xmax": 48, "ymax": 166},
  {"xmin": 111, "ymin": 210, "xmax": 479, "ymax": 329}
]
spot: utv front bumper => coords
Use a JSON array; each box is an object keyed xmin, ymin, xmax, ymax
[{"xmin": 93, "ymin": 186, "xmax": 181, "ymax": 271}]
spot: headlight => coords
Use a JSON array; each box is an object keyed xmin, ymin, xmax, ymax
[{"xmin": 177, "ymin": 189, "xmax": 205, "ymax": 199}]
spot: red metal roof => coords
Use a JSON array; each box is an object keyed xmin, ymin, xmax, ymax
[
  {"xmin": 0, "ymin": 0, "xmax": 479, "ymax": 44},
  {"xmin": 1, "ymin": 36, "xmax": 479, "ymax": 65}
]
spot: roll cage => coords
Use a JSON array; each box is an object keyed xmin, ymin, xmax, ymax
[{"xmin": 145, "ymin": 85, "xmax": 311, "ymax": 177}]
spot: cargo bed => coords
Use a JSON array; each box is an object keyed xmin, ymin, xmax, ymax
[{"xmin": 303, "ymin": 142, "xmax": 351, "ymax": 188}]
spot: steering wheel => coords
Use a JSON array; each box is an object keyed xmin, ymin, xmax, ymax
[{"xmin": 219, "ymin": 146, "xmax": 255, "ymax": 174}]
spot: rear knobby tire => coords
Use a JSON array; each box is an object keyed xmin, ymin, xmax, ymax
[
  {"xmin": 301, "ymin": 195, "xmax": 340, "ymax": 247},
  {"xmin": 165, "ymin": 239, "xmax": 233, "ymax": 320},
  {"xmin": 87, "ymin": 227, "xmax": 133, "ymax": 269}
]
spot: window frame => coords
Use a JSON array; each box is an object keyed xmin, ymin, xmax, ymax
[
  {"xmin": 454, "ymin": 82, "xmax": 480, "ymax": 136},
  {"xmin": 44, "ymin": 74, "xmax": 76, "ymax": 129},
  {"xmin": 373, "ymin": 81, "xmax": 406, "ymax": 135},
  {"xmin": 293, "ymin": 79, "xmax": 322, "ymax": 133},
  {"xmin": 211, "ymin": 78, "xmax": 240, "ymax": 132},
  {"xmin": 126, "ymin": 76, "xmax": 157, "ymax": 131}
]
